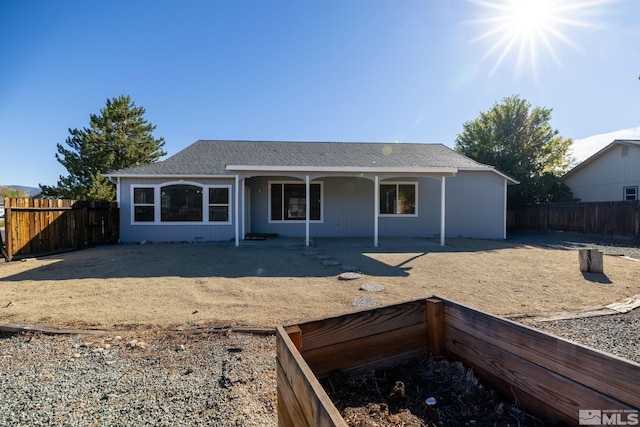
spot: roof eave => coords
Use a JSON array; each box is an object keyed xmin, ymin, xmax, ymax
[
  {"xmin": 457, "ymin": 167, "xmax": 520, "ymax": 184},
  {"xmin": 225, "ymin": 165, "xmax": 459, "ymax": 174},
  {"xmin": 103, "ymin": 173, "xmax": 231, "ymax": 179},
  {"xmin": 563, "ymin": 139, "xmax": 640, "ymax": 180}
]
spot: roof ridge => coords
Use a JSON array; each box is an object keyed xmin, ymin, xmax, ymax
[{"xmin": 194, "ymin": 139, "xmax": 445, "ymax": 145}]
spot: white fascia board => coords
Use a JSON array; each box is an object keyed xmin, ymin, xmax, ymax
[
  {"xmin": 458, "ymin": 167, "xmax": 520, "ymax": 184},
  {"xmin": 226, "ymin": 165, "xmax": 458, "ymax": 174}
]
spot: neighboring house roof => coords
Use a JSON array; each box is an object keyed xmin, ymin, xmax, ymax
[
  {"xmin": 105, "ymin": 140, "xmax": 518, "ymax": 183},
  {"xmin": 563, "ymin": 139, "xmax": 640, "ymax": 180}
]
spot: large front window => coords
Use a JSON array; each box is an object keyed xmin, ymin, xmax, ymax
[
  {"xmin": 161, "ymin": 184, "xmax": 203, "ymax": 222},
  {"xmin": 270, "ymin": 182, "xmax": 321, "ymax": 221},
  {"xmin": 380, "ymin": 183, "xmax": 417, "ymax": 215}
]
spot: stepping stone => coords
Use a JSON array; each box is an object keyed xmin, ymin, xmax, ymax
[
  {"xmin": 352, "ymin": 296, "xmax": 380, "ymax": 309},
  {"xmin": 316, "ymin": 255, "xmax": 332, "ymax": 260},
  {"xmin": 341, "ymin": 265, "xmax": 359, "ymax": 272},
  {"xmin": 303, "ymin": 250, "xmax": 319, "ymax": 256},
  {"xmin": 338, "ymin": 272, "xmax": 361, "ymax": 280},
  {"xmin": 323, "ymin": 260, "xmax": 340, "ymax": 266},
  {"xmin": 360, "ymin": 283, "xmax": 384, "ymax": 292}
]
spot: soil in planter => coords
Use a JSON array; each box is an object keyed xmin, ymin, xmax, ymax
[{"xmin": 320, "ymin": 356, "xmax": 545, "ymax": 427}]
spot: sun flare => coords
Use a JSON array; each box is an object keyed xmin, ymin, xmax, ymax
[{"xmin": 469, "ymin": 0, "xmax": 611, "ymax": 76}]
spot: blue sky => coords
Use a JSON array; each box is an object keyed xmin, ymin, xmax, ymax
[{"xmin": 1, "ymin": 0, "xmax": 639, "ymax": 188}]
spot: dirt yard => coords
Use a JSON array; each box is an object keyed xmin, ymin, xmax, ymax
[{"xmin": 1, "ymin": 237, "xmax": 639, "ymax": 330}]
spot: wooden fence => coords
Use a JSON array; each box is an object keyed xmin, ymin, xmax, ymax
[
  {"xmin": 2, "ymin": 198, "xmax": 119, "ymax": 261},
  {"xmin": 507, "ymin": 200, "xmax": 640, "ymax": 238}
]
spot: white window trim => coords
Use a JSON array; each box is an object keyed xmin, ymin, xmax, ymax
[
  {"xmin": 130, "ymin": 181, "xmax": 233, "ymax": 225},
  {"xmin": 208, "ymin": 185, "xmax": 233, "ymax": 223},
  {"xmin": 132, "ymin": 187, "xmax": 156, "ymax": 223},
  {"xmin": 268, "ymin": 180, "xmax": 324, "ymax": 223},
  {"xmin": 379, "ymin": 181, "xmax": 419, "ymax": 217}
]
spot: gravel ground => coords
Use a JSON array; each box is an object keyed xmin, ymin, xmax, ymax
[
  {"xmin": 1, "ymin": 231, "xmax": 638, "ymax": 426},
  {"xmin": 518, "ymin": 309, "xmax": 640, "ymax": 364},
  {"xmin": 0, "ymin": 330, "xmax": 277, "ymax": 427}
]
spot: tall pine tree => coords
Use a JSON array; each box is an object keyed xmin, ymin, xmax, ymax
[{"xmin": 40, "ymin": 95, "xmax": 166, "ymax": 201}]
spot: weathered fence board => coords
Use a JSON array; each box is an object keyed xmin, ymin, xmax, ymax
[
  {"xmin": 3, "ymin": 198, "xmax": 119, "ymax": 261},
  {"xmin": 508, "ymin": 201, "xmax": 640, "ymax": 238},
  {"xmin": 297, "ymin": 299, "xmax": 430, "ymax": 377},
  {"xmin": 276, "ymin": 325, "xmax": 347, "ymax": 427},
  {"xmin": 443, "ymin": 300, "xmax": 640, "ymax": 421}
]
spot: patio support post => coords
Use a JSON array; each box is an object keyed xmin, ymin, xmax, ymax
[
  {"xmin": 374, "ymin": 175, "xmax": 379, "ymax": 248},
  {"xmin": 235, "ymin": 175, "xmax": 240, "ymax": 247},
  {"xmin": 305, "ymin": 175, "xmax": 310, "ymax": 247},
  {"xmin": 503, "ymin": 178, "xmax": 507, "ymax": 240},
  {"xmin": 440, "ymin": 176, "xmax": 446, "ymax": 247},
  {"xmin": 241, "ymin": 178, "xmax": 246, "ymax": 239}
]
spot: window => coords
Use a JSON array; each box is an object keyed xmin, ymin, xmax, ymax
[
  {"xmin": 624, "ymin": 186, "xmax": 637, "ymax": 201},
  {"xmin": 209, "ymin": 187, "xmax": 230, "ymax": 222},
  {"xmin": 161, "ymin": 184, "xmax": 203, "ymax": 222},
  {"xmin": 380, "ymin": 183, "xmax": 417, "ymax": 215},
  {"xmin": 133, "ymin": 188, "xmax": 155, "ymax": 222},
  {"xmin": 270, "ymin": 182, "xmax": 321, "ymax": 221}
]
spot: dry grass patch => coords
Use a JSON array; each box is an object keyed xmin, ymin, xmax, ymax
[{"xmin": 0, "ymin": 239, "xmax": 638, "ymax": 329}]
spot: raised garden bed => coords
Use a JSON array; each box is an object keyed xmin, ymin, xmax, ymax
[{"xmin": 276, "ymin": 297, "xmax": 640, "ymax": 426}]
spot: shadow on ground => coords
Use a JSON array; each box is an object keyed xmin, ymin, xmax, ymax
[{"xmin": 0, "ymin": 236, "xmax": 533, "ymax": 282}]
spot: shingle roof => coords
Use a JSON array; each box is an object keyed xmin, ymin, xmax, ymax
[{"xmin": 107, "ymin": 140, "xmax": 491, "ymax": 176}]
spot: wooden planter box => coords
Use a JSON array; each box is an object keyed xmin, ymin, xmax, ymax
[{"xmin": 276, "ymin": 297, "xmax": 640, "ymax": 426}]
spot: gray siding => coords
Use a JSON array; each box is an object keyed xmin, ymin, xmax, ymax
[
  {"xmin": 117, "ymin": 172, "xmax": 507, "ymax": 243},
  {"xmin": 563, "ymin": 145, "xmax": 640, "ymax": 202},
  {"xmin": 445, "ymin": 171, "xmax": 506, "ymax": 239},
  {"xmin": 118, "ymin": 177, "xmax": 236, "ymax": 243}
]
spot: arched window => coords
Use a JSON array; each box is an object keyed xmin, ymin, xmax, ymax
[{"xmin": 161, "ymin": 184, "xmax": 203, "ymax": 221}]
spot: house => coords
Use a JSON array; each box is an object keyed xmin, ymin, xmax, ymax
[
  {"xmin": 105, "ymin": 140, "xmax": 518, "ymax": 247},
  {"xmin": 562, "ymin": 139, "xmax": 640, "ymax": 202}
]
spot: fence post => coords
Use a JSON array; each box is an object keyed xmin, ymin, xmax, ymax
[{"xmin": 4, "ymin": 206, "xmax": 12, "ymax": 261}]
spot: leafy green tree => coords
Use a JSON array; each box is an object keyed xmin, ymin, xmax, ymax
[
  {"xmin": 40, "ymin": 95, "xmax": 166, "ymax": 201},
  {"xmin": 455, "ymin": 95, "xmax": 575, "ymax": 207}
]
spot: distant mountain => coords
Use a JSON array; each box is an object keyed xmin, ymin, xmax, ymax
[{"xmin": 1, "ymin": 185, "xmax": 40, "ymax": 196}]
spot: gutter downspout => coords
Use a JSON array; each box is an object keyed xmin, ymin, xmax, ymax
[
  {"xmin": 374, "ymin": 175, "xmax": 379, "ymax": 248},
  {"xmin": 503, "ymin": 178, "xmax": 507, "ymax": 240},
  {"xmin": 440, "ymin": 176, "xmax": 446, "ymax": 247},
  {"xmin": 241, "ymin": 178, "xmax": 246, "ymax": 239},
  {"xmin": 235, "ymin": 175, "xmax": 240, "ymax": 247},
  {"xmin": 305, "ymin": 175, "xmax": 310, "ymax": 247}
]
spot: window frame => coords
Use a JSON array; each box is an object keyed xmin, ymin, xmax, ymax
[
  {"xmin": 268, "ymin": 180, "xmax": 324, "ymax": 223},
  {"xmin": 130, "ymin": 182, "xmax": 232, "ymax": 225},
  {"xmin": 379, "ymin": 182, "xmax": 418, "ymax": 217},
  {"xmin": 208, "ymin": 186, "xmax": 232, "ymax": 223},
  {"xmin": 161, "ymin": 184, "xmax": 204, "ymax": 222},
  {"xmin": 132, "ymin": 187, "xmax": 155, "ymax": 222},
  {"xmin": 624, "ymin": 186, "xmax": 638, "ymax": 201}
]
